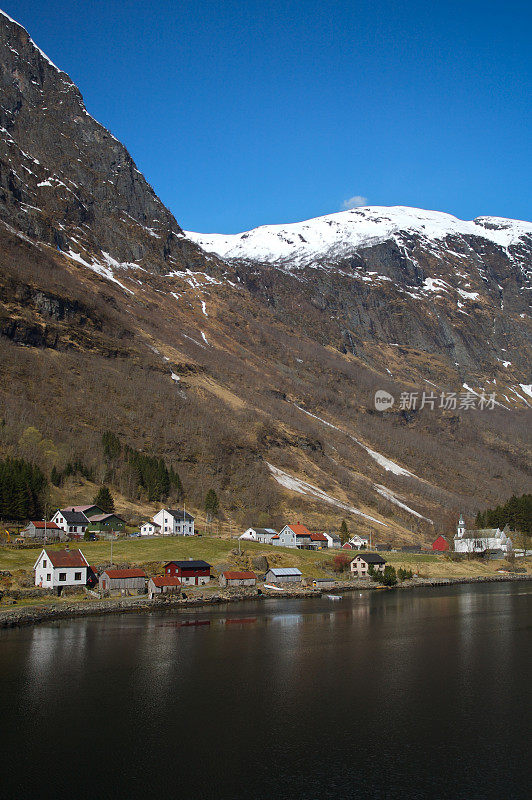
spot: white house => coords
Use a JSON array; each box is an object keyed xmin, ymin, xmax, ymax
[
  {"xmin": 153, "ymin": 509, "xmax": 195, "ymax": 536},
  {"xmin": 342, "ymin": 534, "xmax": 369, "ymax": 550},
  {"xmin": 276, "ymin": 523, "xmax": 316, "ymax": 549},
  {"xmin": 454, "ymin": 514, "xmax": 513, "ymax": 554},
  {"xmin": 239, "ymin": 527, "xmax": 278, "ymax": 543},
  {"xmin": 34, "ymin": 548, "xmax": 89, "ymax": 589},
  {"xmin": 140, "ymin": 521, "xmax": 161, "ymax": 537},
  {"xmin": 52, "ymin": 508, "xmax": 90, "ymax": 537},
  {"xmin": 323, "ymin": 532, "xmax": 341, "ymax": 549}
]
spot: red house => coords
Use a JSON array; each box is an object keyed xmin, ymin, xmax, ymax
[
  {"xmin": 432, "ymin": 535, "xmax": 449, "ymax": 552},
  {"xmin": 163, "ymin": 560, "xmax": 212, "ymax": 586}
]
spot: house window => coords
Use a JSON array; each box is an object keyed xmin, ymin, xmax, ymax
[
  {"xmin": 59, "ymin": 573, "xmax": 66, "ymax": 582},
  {"xmin": 46, "ymin": 573, "xmax": 51, "ymax": 581},
  {"xmin": 75, "ymin": 572, "xmax": 82, "ymax": 581},
  {"xmin": 43, "ymin": 560, "xmax": 47, "ymax": 568}
]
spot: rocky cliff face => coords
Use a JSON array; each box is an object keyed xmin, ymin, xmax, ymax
[
  {"xmin": 0, "ymin": 10, "xmax": 204, "ymax": 272},
  {"xmin": 0, "ymin": 10, "xmax": 530, "ymax": 540}
]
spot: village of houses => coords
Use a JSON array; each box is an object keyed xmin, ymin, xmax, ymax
[{"xmin": 13, "ymin": 501, "xmax": 519, "ymax": 602}]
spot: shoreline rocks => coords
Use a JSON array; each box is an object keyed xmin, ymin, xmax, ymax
[{"xmin": 0, "ymin": 574, "xmax": 529, "ymax": 630}]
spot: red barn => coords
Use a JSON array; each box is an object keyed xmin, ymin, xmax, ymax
[
  {"xmin": 432, "ymin": 535, "xmax": 449, "ymax": 552},
  {"xmin": 164, "ymin": 560, "xmax": 211, "ymax": 586}
]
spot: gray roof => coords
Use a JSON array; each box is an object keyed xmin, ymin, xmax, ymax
[
  {"xmin": 352, "ymin": 553, "xmax": 387, "ymax": 564},
  {"xmin": 459, "ymin": 528, "xmax": 501, "ymax": 538},
  {"xmin": 253, "ymin": 527, "xmax": 278, "ymax": 535},
  {"xmin": 167, "ymin": 509, "xmax": 195, "ymax": 521},
  {"xmin": 268, "ymin": 567, "xmax": 303, "ymax": 576},
  {"xmin": 59, "ymin": 509, "xmax": 89, "ymax": 525},
  {"xmin": 88, "ymin": 513, "xmax": 125, "ymax": 524}
]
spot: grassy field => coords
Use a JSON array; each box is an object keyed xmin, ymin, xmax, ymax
[
  {"xmin": 1, "ymin": 536, "xmax": 530, "ymax": 583},
  {"xmin": 0, "ymin": 536, "xmax": 339, "ymax": 579},
  {"xmin": 381, "ymin": 551, "xmax": 529, "ymax": 579}
]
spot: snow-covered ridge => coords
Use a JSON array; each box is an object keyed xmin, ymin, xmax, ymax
[{"xmin": 185, "ymin": 206, "xmax": 532, "ymax": 267}]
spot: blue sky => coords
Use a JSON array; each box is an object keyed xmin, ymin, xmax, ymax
[{"xmin": 4, "ymin": 0, "xmax": 531, "ymax": 232}]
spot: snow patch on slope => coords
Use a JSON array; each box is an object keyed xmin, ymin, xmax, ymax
[
  {"xmin": 374, "ymin": 485, "xmax": 433, "ymax": 523},
  {"xmin": 359, "ymin": 444, "xmax": 417, "ymax": 477},
  {"xmin": 293, "ymin": 403, "xmax": 419, "ymax": 478},
  {"xmin": 64, "ymin": 250, "xmax": 134, "ymax": 294},
  {"xmin": 266, "ymin": 463, "xmax": 387, "ymax": 526}
]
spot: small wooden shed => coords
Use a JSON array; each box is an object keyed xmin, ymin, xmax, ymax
[
  {"xmin": 148, "ymin": 576, "xmax": 182, "ymax": 599},
  {"xmin": 264, "ymin": 567, "xmax": 302, "ymax": 584},
  {"xmin": 99, "ymin": 568, "xmax": 146, "ymax": 594},
  {"xmin": 22, "ymin": 521, "xmax": 65, "ymax": 540},
  {"xmin": 219, "ymin": 570, "xmax": 257, "ymax": 588}
]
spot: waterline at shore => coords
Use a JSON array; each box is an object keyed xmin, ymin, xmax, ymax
[{"xmin": 1, "ymin": 573, "xmax": 530, "ymax": 629}]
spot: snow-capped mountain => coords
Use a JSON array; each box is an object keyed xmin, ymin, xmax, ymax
[
  {"xmin": 188, "ymin": 205, "xmax": 531, "ymax": 379},
  {"xmin": 186, "ymin": 206, "xmax": 532, "ymax": 270}
]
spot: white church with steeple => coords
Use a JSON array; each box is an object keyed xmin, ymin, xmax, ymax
[{"xmin": 454, "ymin": 514, "xmax": 513, "ymax": 554}]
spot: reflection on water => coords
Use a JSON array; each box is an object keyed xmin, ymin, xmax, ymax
[{"xmin": 1, "ymin": 582, "xmax": 530, "ymax": 800}]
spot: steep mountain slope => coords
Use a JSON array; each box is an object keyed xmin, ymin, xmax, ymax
[
  {"xmin": 0, "ymin": 9, "xmax": 205, "ymax": 274},
  {"xmin": 0, "ymin": 10, "xmax": 530, "ymax": 542}
]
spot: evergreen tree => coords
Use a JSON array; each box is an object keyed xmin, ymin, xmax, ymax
[
  {"xmin": 477, "ymin": 494, "xmax": 532, "ymax": 535},
  {"xmin": 369, "ymin": 564, "xmax": 397, "ymax": 586},
  {"xmin": 381, "ymin": 565, "xmax": 398, "ymax": 586},
  {"xmin": 205, "ymin": 489, "xmax": 219, "ymax": 522},
  {"xmin": 339, "ymin": 519, "xmax": 349, "ymax": 544},
  {"xmin": 51, "ymin": 466, "xmax": 62, "ymax": 487},
  {"xmin": 94, "ymin": 485, "xmax": 115, "ymax": 513},
  {"xmin": 0, "ymin": 458, "xmax": 47, "ymax": 521},
  {"xmin": 102, "ymin": 431, "xmax": 122, "ymax": 461},
  {"xmin": 125, "ymin": 448, "xmax": 179, "ymax": 503},
  {"xmin": 169, "ymin": 466, "xmax": 184, "ymax": 501}
]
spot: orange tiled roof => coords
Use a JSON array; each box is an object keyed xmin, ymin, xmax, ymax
[{"xmin": 288, "ymin": 523, "xmax": 312, "ymax": 537}]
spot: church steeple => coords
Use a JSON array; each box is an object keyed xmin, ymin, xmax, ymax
[{"xmin": 457, "ymin": 514, "xmax": 466, "ymax": 537}]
